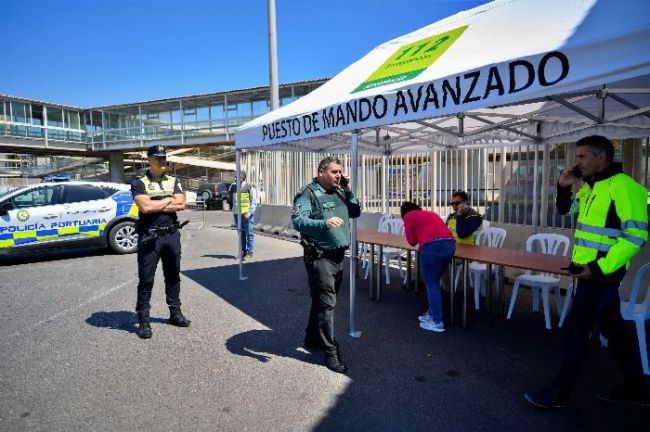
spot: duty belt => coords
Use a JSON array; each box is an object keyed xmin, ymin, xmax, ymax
[{"xmin": 142, "ymin": 220, "xmax": 189, "ymax": 244}]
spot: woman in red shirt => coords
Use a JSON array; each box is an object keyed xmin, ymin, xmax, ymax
[{"xmin": 401, "ymin": 202, "xmax": 455, "ymax": 332}]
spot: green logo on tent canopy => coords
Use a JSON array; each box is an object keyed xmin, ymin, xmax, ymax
[{"xmin": 353, "ymin": 25, "xmax": 468, "ymax": 94}]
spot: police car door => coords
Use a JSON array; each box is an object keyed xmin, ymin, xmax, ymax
[
  {"xmin": 58, "ymin": 184, "xmax": 114, "ymax": 241},
  {"xmin": 0, "ymin": 184, "xmax": 65, "ymax": 250}
]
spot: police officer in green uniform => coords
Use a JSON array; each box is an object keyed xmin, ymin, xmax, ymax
[
  {"xmin": 131, "ymin": 145, "xmax": 191, "ymax": 339},
  {"xmin": 292, "ymin": 156, "xmax": 361, "ymax": 374}
]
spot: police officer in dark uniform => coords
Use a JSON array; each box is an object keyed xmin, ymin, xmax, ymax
[
  {"xmin": 292, "ymin": 156, "xmax": 361, "ymax": 373},
  {"xmin": 131, "ymin": 145, "xmax": 191, "ymax": 339}
]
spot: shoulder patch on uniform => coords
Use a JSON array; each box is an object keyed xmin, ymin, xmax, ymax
[{"xmin": 292, "ymin": 204, "xmax": 302, "ymax": 215}]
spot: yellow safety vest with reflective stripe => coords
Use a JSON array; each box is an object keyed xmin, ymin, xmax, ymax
[
  {"xmin": 233, "ymin": 184, "xmax": 252, "ymax": 215},
  {"xmin": 139, "ymin": 174, "xmax": 176, "ymax": 199},
  {"xmin": 572, "ymin": 173, "xmax": 648, "ymax": 274},
  {"xmin": 447, "ymin": 217, "xmax": 477, "ymax": 245}
]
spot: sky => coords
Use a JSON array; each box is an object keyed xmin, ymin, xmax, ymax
[{"xmin": 0, "ymin": 0, "xmax": 489, "ymax": 108}]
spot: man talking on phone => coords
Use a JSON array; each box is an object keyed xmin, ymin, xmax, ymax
[
  {"xmin": 525, "ymin": 135, "xmax": 649, "ymax": 408},
  {"xmin": 291, "ymin": 156, "xmax": 361, "ymax": 373}
]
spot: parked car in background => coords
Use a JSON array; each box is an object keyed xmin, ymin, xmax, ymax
[
  {"xmin": 42, "ymin": 173, "xmax": 72, "ymax": 183},
  {"xmin": 0, "ymin": 181, "xmax": 139, "ymax": 255},
  {"xmin": 197, "ymin": 181, "xmax": 232, "ymax": 210},
  {"xmin": 0, "ymin": 186, "xmax": 17, "ymax": 196}
]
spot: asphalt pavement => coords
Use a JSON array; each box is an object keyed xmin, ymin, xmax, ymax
[{"xmin": 0, "ymin": 210, "xmax": 648, "ymax": 431}]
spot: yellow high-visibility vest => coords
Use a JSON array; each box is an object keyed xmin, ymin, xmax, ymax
[
  {"xmin": 139, "ymin": 174, "xmax": 177, "ymax": 199},
  {"xmin": 233, "ymin": 184, "xmax": 252, "ymax": 215},
  {"xmin": 571, "ymin": 173, "xmax": 648, "ymax": 274}
]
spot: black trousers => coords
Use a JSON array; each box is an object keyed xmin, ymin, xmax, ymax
[
  {"xmin": 136, "ymin": 230, "xmax": 182, "ymax": 320},
  {"xmin": 552, "ymin": 277, "xmax": 643, "ymax": 395},
  {"xmin": 304, "ymin": 249, "xmax": 345, "ymax": 356}
]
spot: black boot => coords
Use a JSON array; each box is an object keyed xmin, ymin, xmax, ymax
[
  {"xmin": 325, "ymin": 352, "xmax": 347, "ymax": 374},
  {"xmin": 137, "ymin": 321, "xmax": 152, "ymax": 339},
  {"xmin": 169, "ymin": 310, "xmax": 191, "ymax": 327}
]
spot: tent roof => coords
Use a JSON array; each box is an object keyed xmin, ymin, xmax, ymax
[{"xmin": 236, "ymin": 0, "xmax": 650, "ymax": 154}]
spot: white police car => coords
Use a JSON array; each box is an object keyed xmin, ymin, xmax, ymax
[{"xmin": 0, "ymin": 181, "xmax": 139, "ymax": 255}]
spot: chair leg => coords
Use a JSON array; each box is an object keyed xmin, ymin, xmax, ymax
[
  {"xmin": 553, "ymin": 285, "xmax": 563, "ymax": 315},
  {"xmin": 473, "ymin": 272, "xmax": 482, "ymax": 310},
  {"xmin": 364, "ymin": 254, "xmax": 371, "ymax": 280},
  {"xmin": 384, "ymin": 254, "xmax": 391, "ymax": 285},
  {"xmin": 542, "ymin": 287, "xmax": 552, "ymax": 330},
  {"xmin": 532, "ymin": 287, "xmax": 539, "ymax": 312},
  {"xmin": 558, "ymin": 283, "xmax": 573, "ymax": 328},
  {"xmin": 634, "ymin": 318, "xmax": 650, "ymax": 375},
  {"xmin": 507, "ymin": 280, "xmax": 521, "ymax": 320},
  {"xmin": 454, "ymin": 265, "xmax": 461, "ymax": 291}
]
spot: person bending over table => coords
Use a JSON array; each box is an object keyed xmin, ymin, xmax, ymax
[{"xmin": 401, "ymin": 202, "xmax": 455, "ymax": 333}]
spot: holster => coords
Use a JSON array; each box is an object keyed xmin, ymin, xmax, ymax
[{"xmin": 300, "ymin": 238, "xmax": 324, "ymax": 263}]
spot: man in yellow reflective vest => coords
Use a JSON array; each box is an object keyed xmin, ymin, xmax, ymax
[
  {"xmin": 525, "ymin": 135, "xmax": 649, "ymax": 408},
  {"xmin": 445, "ymin": 190, "xmax": 484, "ymax": 246},
  {"xmin": 232, "ymin": 170, "xmax": 257, "ymax": 260}
]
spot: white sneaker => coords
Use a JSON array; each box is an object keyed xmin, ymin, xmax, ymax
[
  {"xmin": 418, "ymin": 313, "xmax": 432, "ymax": 323},
  {"xmin": 420, "ymin": 320, "xmax": 445, "ymax": 332}
]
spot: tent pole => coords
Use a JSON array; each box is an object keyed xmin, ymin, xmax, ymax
[
  {"xmin": 236, "ymin": 150, "xmax": 247, "ymax": 281},
  {"xmin": 350, "ymin": 130, "xmax": 361, "ymax": 338},
  {"xmin": 532, "ymin": 142, "xmax": 539, "ymax": 234}
]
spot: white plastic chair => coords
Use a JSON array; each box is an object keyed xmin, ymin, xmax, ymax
[
  {"xmin": 375, "ymin": 218, "xmax": 408, "ymax": 285},
  {"xmin": 506, "ymin": 233, "xmax": 570, "ymax": 329},
  {"xmin": 621, "ymin": 262, "xmax": 650, "ymax": 375},
  {"xmin": 467, "ymin": 227, "xmax": 507, "ymax": 309},
  {"xmin": 361, "ymin": 213, "xmax": 392, "ymax": 275}
]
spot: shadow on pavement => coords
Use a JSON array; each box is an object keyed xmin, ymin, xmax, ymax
[
  {"xmin": 183, "ymin": 256, "xmax": 649, "ymax": 432},
  {"xmin": 225, "ymin": 329, "xmax": 322, "ymax": 366},
  {"xmin": 85, "ymin": 311, "xmax": 168, "ymax": 334},
  {"xmin": 202, "ymin": 254, "xmax": 237, "ymax": 260},
  {"xmin": 0, "ymin": 245, "xmax": 107, "ymax": 265}
]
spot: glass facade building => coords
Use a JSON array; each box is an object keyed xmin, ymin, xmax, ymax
[{"xmin": 0, "ymin": 79, "xmax": 327, "ymax": 151}]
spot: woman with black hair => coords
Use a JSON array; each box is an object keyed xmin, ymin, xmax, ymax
[{"xmin": 400, "ymin": 202, "xmax": 455, "ymax": 332}]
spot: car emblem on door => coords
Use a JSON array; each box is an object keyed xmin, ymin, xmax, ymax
[{"xmin": 16, "ymin": 209, "xmax": 30, "ymax": 222}]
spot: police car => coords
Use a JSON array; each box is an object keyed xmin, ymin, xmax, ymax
[{"xmin": 0, "ymin": 181, "xmax": 139, "ymax": 255}]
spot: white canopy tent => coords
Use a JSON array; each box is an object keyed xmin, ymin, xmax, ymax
[{"xmin": 235, "ymin": 0, "xmax": 650, "ymax": 336}]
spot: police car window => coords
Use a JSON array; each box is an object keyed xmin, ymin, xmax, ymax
[
  {"xmin": 63, "ymin": 185, "xmax": 107, "ymax": 203},
  {"xmin": 101, "ymin": 186, "xmax": 120, "ymax": 196},
  {"xmin": 11, "ymin": 185, "xmax": 64, "ymax": 208}
]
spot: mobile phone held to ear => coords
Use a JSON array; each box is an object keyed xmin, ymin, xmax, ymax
[
  {"xmin": 339, "ymin": 176, "xmax": 349, "ymax": 188},
  {"xmin": 571, "ymin": 166, "xmax": 582, "ymax": 179}
]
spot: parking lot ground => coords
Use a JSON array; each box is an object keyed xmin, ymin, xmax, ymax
[{"xmin": 1, "ymin": 210, "xmax": 648, "ymax": 431}]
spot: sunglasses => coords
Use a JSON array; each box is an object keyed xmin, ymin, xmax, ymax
[{"xmin": 450, "ymin": 201, "xmax": 464, "ymax": 207}]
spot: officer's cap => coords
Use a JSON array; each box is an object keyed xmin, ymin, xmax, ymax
[{"xmin": 147, "ymin": 145, "xmax": 167, "ymax": 157}]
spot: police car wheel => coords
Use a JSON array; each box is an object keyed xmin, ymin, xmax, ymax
[{"xmin": 108, "ymin": 221, "xmax": 138, "ymax": 254}]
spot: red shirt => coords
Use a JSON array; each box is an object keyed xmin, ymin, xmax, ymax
[{"xmin": 403, "ymin": 210, "xmax": 453, "ymax": 250}]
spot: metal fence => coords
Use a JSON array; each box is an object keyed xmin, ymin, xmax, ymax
[
  {"xmin": 240, "ymin": 138, "xmax": 649, "ymax": 229},
  {"xmin": 178, "ymin": 201, "xmax": 206, "ymax": 230}
]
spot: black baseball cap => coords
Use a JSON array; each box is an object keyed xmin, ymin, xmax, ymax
[{"xmin": 147, "ymin": 145, "xmax": 167, "ymax": 157}]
